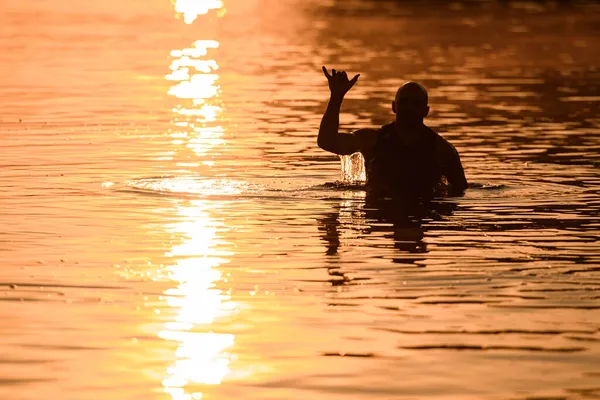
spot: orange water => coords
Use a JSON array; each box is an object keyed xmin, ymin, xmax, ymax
[{"xmin": 1, "ymin": 1, "xmax": 599, "ymax": 399}]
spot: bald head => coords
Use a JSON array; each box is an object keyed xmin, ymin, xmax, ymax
[
  {"xmin": 393, "ymin": 81, "xmax": 430, "ymax": 127},
  {"xmin": 395, "ymin": 81, "xmax": 428, "ymax": 106}
]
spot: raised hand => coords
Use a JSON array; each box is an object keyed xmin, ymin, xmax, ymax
[{"xmin": 322, "ymin": 66, "xmax": 360, "ymax": 98}]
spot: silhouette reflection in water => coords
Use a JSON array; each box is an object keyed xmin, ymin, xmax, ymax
[{"xmin": 319, "ymin": 194, "xmax": 458, "ymax": 282}]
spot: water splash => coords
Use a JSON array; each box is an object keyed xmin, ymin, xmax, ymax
[{"xmin": 340, "ymin": 152, "xmax": 366, "ymax": 184}]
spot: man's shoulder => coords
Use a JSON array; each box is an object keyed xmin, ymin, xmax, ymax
[
  {"xmin": 423, "ymin": 125, "xmax": 444, "ymax": 140},
  {"xmin": 351, "ymin": 127, "xmax": 381, "ymax": 146},
  {"xmin": 350, "ymin": 127, "xmax": 380, "ymax": 157},
  {"xmin": 425, "ymin": 126, "xmax": 454, "ymax": 147},
  {"xmin": 428, "ymin": 129, "xmax": 460, "ymax": 161},
  {"xmin": 353, "ymin": 122, "xmax": 395, "ymax": 139},
  {"xmin": 352, "ymin": 127, "xmax": 380, "ymax": 136}
]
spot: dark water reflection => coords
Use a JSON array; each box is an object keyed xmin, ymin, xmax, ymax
[{"xmin": 1, "ymin": 0, "xmax": 599, "ymax": 399}]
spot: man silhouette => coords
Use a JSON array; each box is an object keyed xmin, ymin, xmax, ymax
[{"xmin": 317, "ymin": 66, "xmax": 467, "ymax": 198}]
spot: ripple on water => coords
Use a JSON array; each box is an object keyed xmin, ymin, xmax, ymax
[
  {"xmin": 118, "ymin": 175, "xmax": 368, "ymax": 201},
  {"xmin": 2, "ymin": 0, "xmax": 600, "ymax": 398},
  {"xmin": 119, "ymin": 173, "xmax": 589, "ymax": 201}
]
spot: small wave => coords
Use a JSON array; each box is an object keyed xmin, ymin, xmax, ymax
[
  {"xmin": 123, "ymin": 176, "xmax": 264, "ymax": 196},
  {"xmin": 468, "ymin": 182, "xmax": 507, "ymax": 190},
  {"xmin": 113, "ymin": 176, "xmax": 368, "ymax": 201},
  {"xmin": 321, "ymin": 352, "xmax": 376, "ymax": 358},
  {"xmin": 398, "ymin": 344, "xmax": 586, "ymax": 352},
  {"xmin": 464, "ymin": 179, "xmax": 588, "ymax": 201},
  {"xmin": 0, "ymin": 282, "xmax": 128, "ymax": 290},
  {"xmin": 307, "ymin": 181, "xmax": 367, "ymax": 191},
  {"xmin": 376, "ymin": 328, "xmax": 596, "ymax": 335},
  {"xmin": 115, "ymin": 176, "xmax": 585, "ymax": 205}
]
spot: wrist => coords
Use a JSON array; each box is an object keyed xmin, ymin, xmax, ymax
[{"xmin": 330, "ymin": 93, "xmax": 344, "ymax": 102}]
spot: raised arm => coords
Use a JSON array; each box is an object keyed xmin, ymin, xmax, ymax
[{"xmin": 317, "ymin": 66, "xmax": 363, "ymax": 155}]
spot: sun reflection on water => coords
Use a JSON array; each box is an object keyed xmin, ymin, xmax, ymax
[
  {"xmin": 159, "ymin": 201, "xmax": 236, "ymax": 399},
  {"xmin": 172, "ymin": 0, "xmax": 225, "ymax": 24},
  {"xmin": 167, "ymin": 39, "xmax": 223, "ymax": 163},
  {"xmin": 161, "ymin": 2, "xmax": 233, "ymax": 398}
]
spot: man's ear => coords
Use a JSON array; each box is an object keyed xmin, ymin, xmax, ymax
[
  {"xmin": 392, "ymin": 101, "xmax": 397, "ymax": 114},
  {"xmin": 424, "ymin": 106, "xmax": 430, "ymax": 118}
]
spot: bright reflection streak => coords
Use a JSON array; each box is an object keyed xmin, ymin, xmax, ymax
[
  {"xmin": 163, "ymin": 3, "xmax": 230, "ymax": 397},
  {"xmin": 160, "ymin": 201, "xmax": 236, "ymax": 398},
  {"xmin": 172, "ymin": 0, "xmax": 224, "ymax": 24},
  {"xmin": 174, "ymin": 104, "xmax": 222, "ymax": 118},
  {"xmin": 168, "ymin": 58, "xmax": 217, "ymax": 73},
  {"xmin": 169, "ymin": 74, "xmax": 220, "ymax": 100},
  {"xmin": 167, "ymin": 34, "xmax": 223, "ymax": 163}
]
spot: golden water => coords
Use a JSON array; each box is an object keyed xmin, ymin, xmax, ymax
[{"xmin": 1, "ymin": 1, "xmax": 599, "ymax": 399}]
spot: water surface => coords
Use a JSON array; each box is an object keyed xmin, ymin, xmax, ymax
[{"xmin": 1, "ymin": 0, "xmax": 599, "ymax": 399}]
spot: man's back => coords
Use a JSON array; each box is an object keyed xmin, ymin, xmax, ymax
[{"xmin": 356, "ymin": 123, "xmax": 467, "ymax": 197}]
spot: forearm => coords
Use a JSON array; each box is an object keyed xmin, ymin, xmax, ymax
[{"xmin": 317, "ymin": 94, "xmax": 344, "ymax": 151}]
